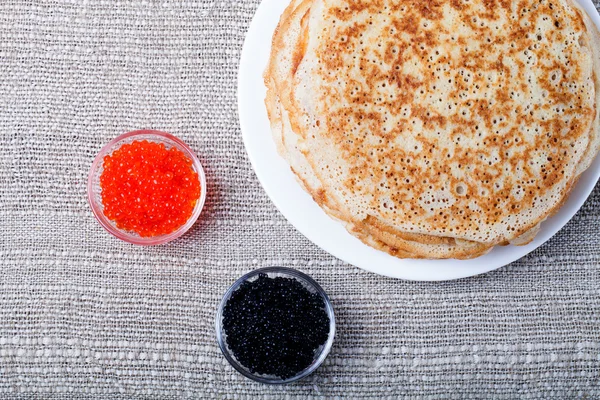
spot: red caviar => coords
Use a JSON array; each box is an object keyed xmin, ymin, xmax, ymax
[{"xmin": 99, "ymin": 140, "xmax": 201, "ymax": 237}]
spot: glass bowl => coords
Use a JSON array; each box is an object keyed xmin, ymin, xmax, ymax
[
  {"xmin": 87, "ymin": 129, "xmax": 207, "ymax": 245},
  {"xmin": 215, "ymin": 267, "xmax": 336, "ymax": 384}
]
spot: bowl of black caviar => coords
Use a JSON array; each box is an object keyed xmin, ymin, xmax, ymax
[{"xmin": 215, "ymin": 267, "xmax": 335, "ymax": 384}]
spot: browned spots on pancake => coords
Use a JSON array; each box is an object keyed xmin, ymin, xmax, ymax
[
  {"xmin": 414, "ymin": 30, "xmax": 438, "ymax": 48},
  {"xmin": 570, "ymin": 6, "xmax": 587, "ymax": 31},
  {"xmin": 391, "ymin": 16, "xmax": 419, "ymax": 35},
  {"xmin": 312, "ymin": 187, "xmax": 328, "ymax": 205},
  {"xmin": 495, "ymin": 87, "xmax": 510, "ymax": 103},
  {"xmin": 498, "ymin": 0, "xmax": 511, "ymax": 11},
  {"xmin": 383, "ymin": 41, "xmax": 408, "ymax": 65},
  {"xmin": 415, "ymin": 1, "xmax": 443, "ymax": 20},
  {"xmin": 299, "ymin": 0, "xmax": 596, "ymax": 243},
  {"xmin": 481, "ymin": 0, "xmax": 497, "ymax": 9},
  {"xmin": 449, "ymin": 0, "xmax": 464, "ymax": 11},
  {"xmin": 331, "ymin": 0, "xmax": 385, "ymax": 19},
  {"xmin": 291, "ymin": 7, "xmax": 311, "ymax": 75},
  {"xmin": 399, "ymin": 74, "xmax": 422, "ymax": 89},
  {"xmin": 508, "ymin": 27, "xmax": 530, "ymax": 42}
]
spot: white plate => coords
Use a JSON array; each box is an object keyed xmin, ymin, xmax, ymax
[{"xmin": 238, "ymin": 0, "xmax": 600, "ymax": 281}]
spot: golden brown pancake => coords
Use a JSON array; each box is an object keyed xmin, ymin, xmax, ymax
[{"xmin": 265, "ymin": 0, "xmax": 600, "ymax": 259}]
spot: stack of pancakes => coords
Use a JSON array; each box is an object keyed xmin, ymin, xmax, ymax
[{"xmin": 265, "ymin": 0, "xmax": 600, "ymax": 259}]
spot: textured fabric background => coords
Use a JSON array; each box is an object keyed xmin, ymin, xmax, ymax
[{"xmin": 0, "ymin": 0, "xmax": 599, "ymax": 398}]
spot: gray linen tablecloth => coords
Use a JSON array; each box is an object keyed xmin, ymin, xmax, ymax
[{"xmin": 1, "ymin": 0, "xmax": 599, "ymax": 398}]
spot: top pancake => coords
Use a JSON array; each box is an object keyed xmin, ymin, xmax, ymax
[{"xmin": 265, "ymin": 0, "xmax": 600, "ymax": 258}]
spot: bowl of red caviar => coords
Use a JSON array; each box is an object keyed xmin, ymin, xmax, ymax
[{"xmin": 88, "ymin": 130, "xmax": 207, "ymax": 245}]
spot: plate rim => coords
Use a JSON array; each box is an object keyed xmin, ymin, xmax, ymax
[{"xmin": 237, "ymin": 0, "xmax": 600, "ymax": 281}]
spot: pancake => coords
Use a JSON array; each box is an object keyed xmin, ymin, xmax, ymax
[{"xmin": 265, "ymin": 0, "xmax": 600, "ymax": 259}]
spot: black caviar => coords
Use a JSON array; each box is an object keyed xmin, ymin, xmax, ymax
[{"xmin": 222, "ymin": 273, "xmax": 330, "ymax": 379}]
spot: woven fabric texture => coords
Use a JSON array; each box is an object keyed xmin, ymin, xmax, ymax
[{"xmin": 0, "ymin": 0, "xmax": 599, "ymax": 398}]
